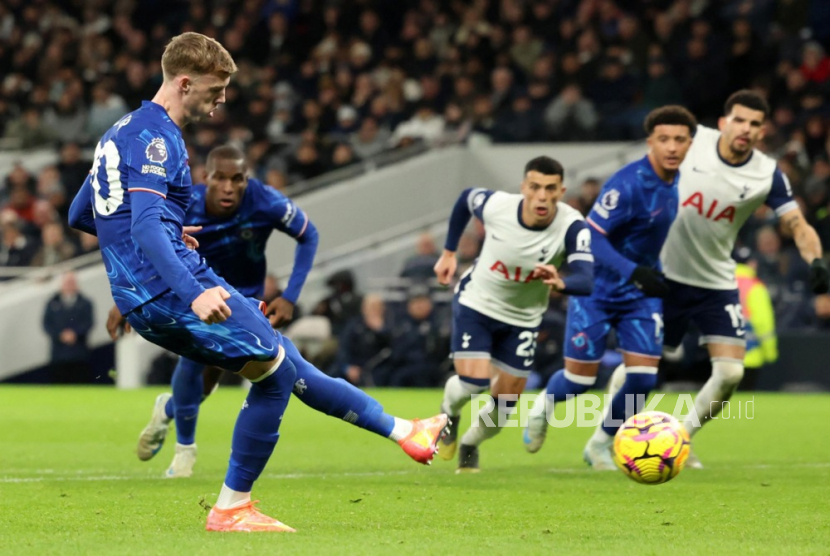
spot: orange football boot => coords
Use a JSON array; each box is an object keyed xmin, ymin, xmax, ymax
[
  {"xmin": 205, "ymin": 501, "xmax": 296, "ymax": 533},
  {"xmin": 398, "ymin": 414, "xmax": 450, "ymax": 465}
]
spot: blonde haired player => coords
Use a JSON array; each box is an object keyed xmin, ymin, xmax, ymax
[
  {"xmin": 595, "ymin": 90, "xmax": 829, "ymax": 468},
  {"xmin": 69, "ymin": 33, "xmax": 302, "ymax": 531},
  {"xmin": 435, "ymin": 156, "xmax": 594, "ymax": 472}
]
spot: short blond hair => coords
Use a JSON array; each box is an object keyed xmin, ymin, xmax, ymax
[{"xmin": 161, "ymin": 32, "xmax": 237, "ymax": 80}]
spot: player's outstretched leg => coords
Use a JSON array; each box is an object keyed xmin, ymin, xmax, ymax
[
  {"xmin": 136, "ymin": 392, "xmax": 173, "ymax": 461},
  {"xmin": 585, "ymin": 366, "xmax": 657, "ymax": 470},
  {"xmin": 524, "ymin": 369, "xmax": 596, "ymax": 453},
  {"xmin": 206, "ymin": 353, "xmax": 297, "ymax": 532},
  {"xmin": 281, "ymin": 337, "xmax": 449, "ymax": 464},
  {"xmin": 161, "ymin": 357, "xmax": 205, "ymax": 478},
  {"xmin": 438, "ymin": 374, "xmax": 489, "ymax": 460},
  {"xmin": 681, "ymin": 357, "xmax": 744, "ymax": 469}
]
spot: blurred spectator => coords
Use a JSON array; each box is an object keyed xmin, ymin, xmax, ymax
[
  {"xmin": 77, "ymin": 231, "xmax": 99, "ymax": 254},
  {"xmin": 43, "ymin": 93, "xmax": 87, "ymax": 145},
  {"xmin": 382, "ymin": 286, "xmax": 449, "ymax": 387},
  {"xmin": 350, "ymin": 117, "xmax": 391, "ymax": 159},
  {"xmin": 0, "ymin": 213, "xmax": 38, "ymax": 269},
  {"xmin": 330, "ymin": 143, "xmax": 359, "ymax": 170},
  {"xmin": 800, "ymin": 42, "xmax": 830, "ymax": 84},
  {"xmin": 735, "ymin": 249, "xmax": 778, "ymax": 375},
  {"xmin": 572, "ymin": 178, "xmax": 602, "ymax": 216},
  {"xmin": 493, "ymin": 94, "xmax": 546, "ymax": 143},
  {"xmin": 85, "ymin": 83, "xmax": 129, "ymax": 141},
  {"xmin": 4, "ymin": 108, "xmax": 52, "ymax": 149},
  {"xmin": 288, "ymin": 141, "xmax": 326, "ymax": 182},
  {"xmin": 42, "ymin": 271, "xmax": 94, "ymax": 383},
  {"xmin": 31, "ymin": 222, "xmax": 77, "ymax": 267},
  {"xmin": 400, "ymin": 232, "xmax": 440, "ymax": 281},
  {"xmin": 312, "ymin": 269, "xmax": 362, "ymax": 336},
  {"xmin": 392, "ymin": 103, "xmax": 445, "ymax": 147},
  {"xmin": 642, "ymin": 56, "xmax": 684, "ymax": 109},
  {"xmin": 544, "ymin": 84, "xmax": 598, "ymax": 141},
  {"xmin": 338, "ymin": 293, "xmax": 390, "ymax": 386},
  {"xmin": 57, "ymin": 143, "xmax": 92, "ymax": 201}
]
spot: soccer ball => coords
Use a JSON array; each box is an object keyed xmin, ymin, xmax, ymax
[{"xmin": 613, "ymin": 411, "xmax": 690, "ymax": 485}]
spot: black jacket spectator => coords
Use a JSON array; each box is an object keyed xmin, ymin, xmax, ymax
[{"xmin": 42, "ymin": 272, "xmax": 94, "ymax": 383}]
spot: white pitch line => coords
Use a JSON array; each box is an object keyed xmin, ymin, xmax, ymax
[{"xmin": 2, "ymin": 462, "xmax": 829, "ymax": 484}]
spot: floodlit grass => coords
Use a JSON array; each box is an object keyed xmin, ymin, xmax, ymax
[{"xmin": 1, "ymin": 387, "xmax": 828, "ymax": 555}]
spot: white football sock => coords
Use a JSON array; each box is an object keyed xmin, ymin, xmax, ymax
[
  {"xmin": 593, "ymin": 363, "xmax": 627, "ymax": 440},
  {"xmin": 460, "ymin": 399, "xmax": 515, "ymax": 447},
  {"xmin": 589, "ymin": 424, "xmax": 613, "ymax": 444},
  {"xmin": 441, "ymin": 374, "xmax": 488, "ymax": 416},
  {"xmin": 387, "ymin": 417, "xmax": 414, "ymax": 442},
  {"xmin": 683, "ymin": 358, "xmax": 744, "ymax": 437},
  {"xmin": 215, "ymin": 483, "xmax": 251, "ymax": 510}
]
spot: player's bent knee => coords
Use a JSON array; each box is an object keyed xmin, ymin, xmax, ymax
[
  {"xmin": 454, "ymin": 357, "xmax": 491, "ymax": 380},
  {"xmin": 711, "ymin": 358, "xmax": 744, "ymax": 386},
  {"xmin": 564, "ymin": 359, "xmax": 600, "ymax": 377},
  {"xmin": 238, "ymin": 345, "xmax": 287, "ymax": 382}
]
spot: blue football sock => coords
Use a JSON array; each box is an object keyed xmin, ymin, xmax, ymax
[
  {"xmin": 224, "ymin": 356, "xmax": 296, "ymax": 493},
  {"xmin": 601, "ymin": 367, "xmax": 658, "ymax": 437},
  {"xmin": 168, "ymin": 357, "xmax": 204, "ymax": 445},
  {"xmin": 545, "ymin": 369, "xmax": 596, "ymax": 404},
  {"xmin": 282, "ymin": 337, "xmax": 395, "ymax": 438}
]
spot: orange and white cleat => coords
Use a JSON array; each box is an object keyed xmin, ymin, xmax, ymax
[
  {"xmin": 205, "ymin": 501, "xmax": 296, "ymax": 533},
  {"xmin": 398, "ymin": 414, "xmax": 450, "ymax": 465}
]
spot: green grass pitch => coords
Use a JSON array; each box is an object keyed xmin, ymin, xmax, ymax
[{"xmin": 1, "ymin": 387, "xmax": 829, "ymax": 555}]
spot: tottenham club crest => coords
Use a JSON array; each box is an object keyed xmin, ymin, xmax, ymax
[
  {"xmin": 601, "ymin": 189, "xmax": 620, "ymax": 211},
  {"xmin": 145, "ymin": 138, "xmax": 168, "ymax": 164}
]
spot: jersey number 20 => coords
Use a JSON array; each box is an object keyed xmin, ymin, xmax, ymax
[{"xmin": 90, "ymin": 140, "xmax": 124, "ymax": 216}]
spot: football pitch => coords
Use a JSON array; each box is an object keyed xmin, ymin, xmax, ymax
[{"xmin": 1, "ymin": 387, "xmax": 829, "ymax": 555}]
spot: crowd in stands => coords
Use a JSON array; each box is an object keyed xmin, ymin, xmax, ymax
[{"xmin": 1, "ymin": 0, "xmax": 829, "ymax": 382}]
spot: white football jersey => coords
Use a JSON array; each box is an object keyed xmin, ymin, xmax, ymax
[
  {"xmin": 661, "ymin": 125, "xmax": 798, "ymax": 290},
  {"xmin": 457, "ymin": 191, "xmax": 590, "ymax": 327}
]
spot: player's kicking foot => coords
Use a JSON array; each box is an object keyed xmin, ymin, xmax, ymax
[
  {"xmin": 137, "ymin": 393, "xmax": 172, "ymax": 461},
  {"xmin": 583, "ymin": 437, "xmax": 616, "ymax": 471},
  {"xmin": 165, "ymin": 444, "xmax": 197, "ymax": 478},
  {"xmin": 206, "ymin": 501, "xmax": 296, "ymax": 532},
  {"xmin": 437, "ymin": 414, "xmax": 459, "ymax": 461},
  {"xmin": 523, "ymin": 392, "xmax": 548, "ymax": 453},
  {"xmin": 398, "ymin": 414, "xmax": 450, "ymax": 465},
  {"xmin": 685, "ymin": 449, "xmax": 704, "ymax": 469},
  {"xmin": 456, "ymin": 444, "xmax": 480, "ymax": 473}
]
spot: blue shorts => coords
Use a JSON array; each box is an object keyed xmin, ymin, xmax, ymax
[
  {"xmin": 663, "ymin": 279, "xmax": 745, "ymax": 349},
  {"xmin": 125, "ymin": 267, "xmax": 279, "ymax": 373},
  {"xmin": 450, "ymin": 299, "xmax": 539, "ymax": 378},
  {"xmin": 564, "ymin": 296, "xmax": 664, "ymax": 362}
]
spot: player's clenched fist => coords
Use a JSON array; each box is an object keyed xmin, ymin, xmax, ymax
[
  {"xmin": 434, "ymin": 250, "xmax": 458, "ymax": 286},
  {"xmin": 191, "ymin": 286, "xmax": 232, "ymax": 324}
]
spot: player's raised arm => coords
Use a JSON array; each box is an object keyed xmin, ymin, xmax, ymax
[
  {"xmin": 767, "ymin": 170, "xmax": 829, "ymax": 293},
  {"xmin": 264, "ymin": 183, "xmax": 320, "ymax": 325},
  {"xmin": 435, "ymin": 187, "xmax": 493, "ymax": 285},
  {"xmin": 68, "ymin": 176, "xmax": 98, "ymax": 236}
]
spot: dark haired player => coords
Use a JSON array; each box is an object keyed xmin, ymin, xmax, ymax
[
  {"xmin": 598, "ymin": 91, "xmax": 829, "ymax": 468},
  {"xmin": 434, "ymin": 156, "xmax": 595, "ymax": 472},
  {"xmin": 523, "ymin": 106, "xmax": 698, "ymax": 469}
]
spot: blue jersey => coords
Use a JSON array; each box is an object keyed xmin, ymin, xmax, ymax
[
  {"xmin": 77, "ymin": 101, "xmax": 198, "ymax": 313},
  {"xmin": 186, "ymin": 179, "xmax": 310, "ymax": 298},
  {"xmin": 586, "ymin": 155, "xmax": 679, "ymax": 302}
]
